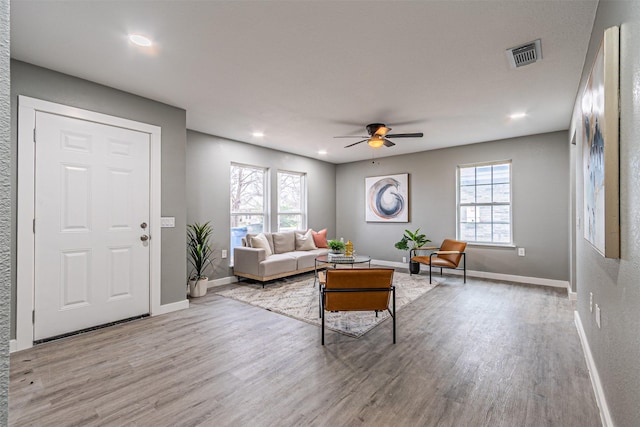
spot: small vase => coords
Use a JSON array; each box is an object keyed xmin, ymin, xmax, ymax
[{"xmin": 345, "ymin": 240, "xmax": 353, "ymax": 256}]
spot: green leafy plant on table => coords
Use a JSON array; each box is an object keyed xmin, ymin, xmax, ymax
[{"xmin": 327, "ymin": 239, "xmax": 346, "ymax": 253}]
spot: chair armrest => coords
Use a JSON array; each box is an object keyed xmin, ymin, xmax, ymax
[{"xmin": 233, "ymin": 247, "xmax": 266, "ymax": 276}]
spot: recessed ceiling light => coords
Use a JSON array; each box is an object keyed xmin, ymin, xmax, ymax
[
  {"xmin": 509, "ymin": 112, "xmax": 527, "ymax": 120},
  {"xmin": 128, "ymin": 34, "xmax": 152, "ymax": 47},
  {"xmin": 318, "ymin": 150, "xmax": 327, "ymax": 155},
  {"xmin": 252, "ymin": 132, "xmax": 264, "ymax": 138}
]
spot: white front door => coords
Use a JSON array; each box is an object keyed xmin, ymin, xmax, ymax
[{"xmin": 34, "ymin": 111, "xmax": 151, "ymax": 340}]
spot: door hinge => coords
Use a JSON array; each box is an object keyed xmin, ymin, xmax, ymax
[
  {"xmin": 33, "ymin": 128, "xmax": 36, "ymax": 143},
  {"xmin": 32, "ymin": 310, "xmax": 35, "ymax": 324},
  {"xmin": 33, "ymin": 219, "xmax": 35, "ymax": 234}
]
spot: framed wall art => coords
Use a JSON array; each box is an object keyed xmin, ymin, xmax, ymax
[
  {"xmin": 582, "ymin": 26, "xmax": 620, "ymax": 258},
  {"xmin": 365, "ymin": 173, "xmax": 409, "ymax": 222}
]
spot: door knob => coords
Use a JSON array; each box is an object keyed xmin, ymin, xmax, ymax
[
  {"xmin": 140, "ymin": 235, "xmax": 149, "ymax": 242},
  {"xmin": 140, "ymin": 222, "xmax": 148, "ymax": 229}
]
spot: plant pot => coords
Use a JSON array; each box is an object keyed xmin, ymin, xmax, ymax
[
  {"xmin": 409, "ymin": 261, "xmax": 421, "ymax": 275},
  {"xmin": 189, "ymin": 277, "xmax": 208, "ymax": 298}
]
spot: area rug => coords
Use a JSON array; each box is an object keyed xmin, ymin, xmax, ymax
[{"xmin": 215, "ymin": 272, "xmax": 438, "ymax": 338}]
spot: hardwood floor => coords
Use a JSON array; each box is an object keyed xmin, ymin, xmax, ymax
[{"xmin": 10, "ymin": 273, "xmax": 601, "ymax": 426}]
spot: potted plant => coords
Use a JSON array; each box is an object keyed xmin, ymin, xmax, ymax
[
  {"xmin": 395, "ymin": 228, "xmax": 431, "ymax": 274},
  {"xmin": 327, "ymin": 239, "xmax": 346, "ymax": 254},
  {"xmin": 187, "ymin": 221, "xmax": 214, "ymax": 298}
]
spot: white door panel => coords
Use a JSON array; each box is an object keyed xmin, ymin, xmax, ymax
[{"xmin": 34, "ymin": 112, "xmax": 150, "ymax": 340}]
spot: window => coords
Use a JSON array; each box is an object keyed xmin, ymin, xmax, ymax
[
  {"xmin": 277, "ymin": 171, "xmax": 306, "ymax": 231},
  {"xmin": 457, "ymin": 161, "xmax": 512, "ymax": 244},
  {"xmin": 230, "ymin": 163, "xmax": 268, "ymax": 263}
]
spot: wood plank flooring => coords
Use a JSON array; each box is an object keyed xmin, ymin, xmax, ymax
[{"xmin": 10, "ymin": 273, "xmax": 601, "ymax": 426}]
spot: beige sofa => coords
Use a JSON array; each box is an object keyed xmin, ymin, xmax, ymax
[{"xmin": 233, "ymin": 230, "xmax": 329, "ymax": 283}]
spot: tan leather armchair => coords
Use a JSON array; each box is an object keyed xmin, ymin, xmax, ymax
[
  {"xmin": 411, "ymin": 239, "xmax": 467, "ymax": 284},
  {"xmin": 320, "ymin": 268, "xmax": 395, "ymax": 345}
]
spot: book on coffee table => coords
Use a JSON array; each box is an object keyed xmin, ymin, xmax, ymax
[{"xmin": 327, "ymin": 254, "xmax": 355, "ymax": 262}]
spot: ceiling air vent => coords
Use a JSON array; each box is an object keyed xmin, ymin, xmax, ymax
[{"xmin": 506, "ymin": 39, "xmax": 542, "ymax": 68}]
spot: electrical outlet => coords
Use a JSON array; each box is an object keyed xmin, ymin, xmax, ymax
[
  {"xmin": 402, "ymin": 256, "xmax": 407, "ymax": 263},
  {"xmin": 590, "ymin": 292, "xmax": 593, "ymax": 312},
  {"xmin": 517, "ymin": 247, "xmax": 525, "ymax": 256},
  {"xmin": 161, "ymin": 217, "xmax": 175, "ymax": 228},
  {"xmin": 595, "ymin": 304, "xmax": 601, "ymax": 328},
  {"xmin": 221, "ymin": 249, "xmax": 227, "ymax": 259}
]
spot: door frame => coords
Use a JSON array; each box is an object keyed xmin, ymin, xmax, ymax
[{"xmin": 16, "ymin": 96, "xmax": 162, "ymax": 351}]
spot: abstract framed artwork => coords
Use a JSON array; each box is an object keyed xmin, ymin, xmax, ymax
[
  {"xmin": 581, "ymin": 26, "xmax": 620, "ymax": 258},
  {"xmin": 365, "ymin": 173, "xmax": 409, "ymax": 222}
]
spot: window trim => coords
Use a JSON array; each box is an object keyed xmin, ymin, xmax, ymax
[
  {"xmin": 230, "ymin": 162, "xmax": 270, "ymax": 264},
  {"xmin": 456, "ymin": 160, "xmax": 513, "ymax": 245},
  {"xmin": 276, "ymin": 170, "xmax": 307, "ymax": 231}
]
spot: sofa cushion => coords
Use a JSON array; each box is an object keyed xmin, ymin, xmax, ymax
[
  {"xmin": 247, "ymin": 232, "xmax": 274, "ymax": 251},
  {"xmin": 245, "ymin": 233, "xmax": 256, "ymax": 247},
  {"xmin": 260, "ymin": 254, "xmax": 297, "ymax": 277},
  {"xmin": 287, "ymin": 251, "xmax": 319, "ymax": 270},
  {"xmin": 312, "ymin": 228, "xmax": 328, "ymax": 248},
  {"xmin": 272, "ymin": 231, "xmax": 295, "ymax": 254},
  {"xmin": 295, "ymin": 229, "xmax": 317, "ymax": 251},
  {"xmin": 250, "ymin": 233, "xmax": 273, "ymax": 257}
]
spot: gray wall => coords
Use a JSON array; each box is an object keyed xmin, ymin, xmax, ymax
[
  {"xmin": 186, "ymin": 130, "xmax": 336, "ymax": 280},
  {"xmin": 10, "ymin": 61, "xmax": 188, "ymax": 336},
  {"xmin": 1, "ymin": 0, "xmax": 10, "ymax": 421},
  {"xmin": 336, "ymin": 131, "xmax": 569, "ymax": 281},
  {"xmin": 571, "ymin": 1, "xmax": 640, "ymax": 426}
]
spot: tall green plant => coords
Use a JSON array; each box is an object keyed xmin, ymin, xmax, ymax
[{"xmin": 187, "ymin": 221, "xmax": 214, "ymax": 281}]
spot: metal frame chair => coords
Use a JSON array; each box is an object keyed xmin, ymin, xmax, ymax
[
  {"xmin": 320, "ymin": 268, "xmax": 395, "ymax": 345},
  {"xmin": 411, "ymin": 239, "xmax": 467, "ymax": 284}
]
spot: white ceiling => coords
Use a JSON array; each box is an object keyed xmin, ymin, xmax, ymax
[{"xmin": 10, "ymin": 0, "xmax": 598, "ymax": 164}]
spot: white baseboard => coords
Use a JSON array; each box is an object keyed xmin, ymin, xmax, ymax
[
  {"xmin": 372, "ymin": 259, "xmax": 569, "ymax": 289},
  {"xmin": 208, "ymin": 276, "xmax": 238, "ymax": 289},
  {"xmin": 9, "ymin": 302, "xmax": 189, "ymax": 353},
  {"xmin": 372, "ymin": 260, "xmax": 407, "ymax": 269},
  {"xmin": 574, "ymin": 311, "xmax": 613, "ymax": 427},
  {"xmin": 463, "ymin": 269, "xmax": 568, "ymax": 289},
  {"xmin": 153, "ymin": 299, "xmax": 189, "ymax": 316}
]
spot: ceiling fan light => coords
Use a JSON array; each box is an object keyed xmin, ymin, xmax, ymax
[
  {"xmin": 374, "ymin": 126, "xmax": 390, "ymax": 136},
  {"xmin": 368, "ymin": 136, "xmax": 385, "ymax": 148}
]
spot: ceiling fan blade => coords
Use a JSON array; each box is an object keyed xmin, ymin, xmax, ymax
[
  {"xmin": 388, "ymin": 119, "xmax": 426, "ymax": 126},
  {"xmin": 385, "ymin": 132, "xmax": 424, "ymax": 138},
  {"xmin": 383, "ymin": 138, "xmax": 396, "ymax": 147},
  {"xmin": 344, "ymin": 139, "xmax": 367, "ymax": 148},
  {"xmin": 334, "ymin": 135, "xmax": 369, "ymax": 138}
]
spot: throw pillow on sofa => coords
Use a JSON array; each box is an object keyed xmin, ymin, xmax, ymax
[
  {"xmin": 312, "ymin": 228, "xmax": 328, "ymax": 248},
  {"xmin": 295, "ymin": 229, "xmax": 317, "ymax": 251},
  {"xmin": 272, "ymin": 231, "xmax": 296, "ymax": 254},
  {"xmin": 250, "ymin": 233, "xmax": 273, "ymax": 257}
]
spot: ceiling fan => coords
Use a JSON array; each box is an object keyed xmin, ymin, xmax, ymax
[{"xmin": 334, "ymin": 123, "xmax": 424, "ymax": 148}]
